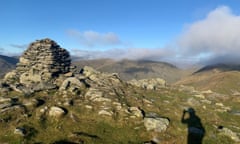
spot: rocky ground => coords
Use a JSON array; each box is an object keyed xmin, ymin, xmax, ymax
[{"xmin": 0, "ymin": 39, "xmax": 239, "ymax": 144}]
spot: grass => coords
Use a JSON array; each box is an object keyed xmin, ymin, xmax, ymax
[{"xmin": 0, "ymin": 84, "xmax": 240, "ymax": 143}]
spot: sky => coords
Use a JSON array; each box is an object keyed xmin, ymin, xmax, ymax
[{"xmin": 1, "ymin": 0, "xmax": 240, "ymax": 66}]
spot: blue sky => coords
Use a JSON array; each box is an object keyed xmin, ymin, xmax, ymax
[{"xmin": 1, "ymin": 0, "xmax": 240, "ymax": 65}]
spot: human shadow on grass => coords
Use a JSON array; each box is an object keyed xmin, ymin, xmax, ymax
[{"xmin": 181, "ymin": 108, "xmax": 205, "ymax": 144}]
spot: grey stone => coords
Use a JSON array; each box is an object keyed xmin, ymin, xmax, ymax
[
  {"xmin": 48, "ymin": 106, "xmax": 66, "ymax": 118},
  {"xmin": 144, "ymin": 117, "xmax": 169, "ymax": 132},
  {"xmin": 218, "ymin": 126, "xmax": 240, "ymax": 142},
  {"xmin": 98, "ymin": 110, "xmax": 113, "ymax": 116},
  {"xmin": 59, "ymin": 77, "xmax": 84, "ymax": 91},
  {"xmin": 128, "ymin": 107, "xmax": 144, "ymax": 118},
  {"xmin": 81, "ymin": 66, "xmax": 99, "ymax": 77},
  {"xmin": 128, "ymin": 78, "xmax": 166, "ymax": 90},
  {"xmin": 0, "ymin": 97, "xmax": 11, "ymax": 103},
  {"xmin": 0, "ymin": 103, "xmax": 12, "ymax": 109}
]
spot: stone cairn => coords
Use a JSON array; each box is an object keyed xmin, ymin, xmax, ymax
[{"xmin": 3, "ymin": 38, "xmax": 71, "ymax": 92}]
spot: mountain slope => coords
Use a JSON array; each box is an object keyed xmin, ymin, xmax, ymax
[
  {"xmin": 194, "ymin": 63, "xmax": 240, "ymax": 74},
  {"xmin": 0, "ymin": 55, "xmax": 18, "ymax": 77},
  {"xmin": 176, "ymin": 64, "xmax": 240, "ymax": 94},
  {"xmin": 73, "ymin": 59, "xmax": 186, "ymax": 83}
]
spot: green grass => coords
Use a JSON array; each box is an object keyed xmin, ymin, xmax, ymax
[{"xmin": 0, "ymin": 85, "xmax": 239, "ymax": 143}]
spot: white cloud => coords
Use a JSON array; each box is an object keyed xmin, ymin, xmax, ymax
[
  {"xmin": 71, "ymin": 47, "xmax": 174, "ymax": 62},
  {"xmin": 70, "ymin": 6, "xmax": 240, "ymax": 66},
  {"xmin": 67, "ymin": 30, "xmax": 122, "ymax": 47},
  {"xmin": 10, "ymin": 44, "xmax": 28, "ymax": 49},
  {"xmin": 177, "ymin": 6, "xmax": 240, "ymax": 64}
]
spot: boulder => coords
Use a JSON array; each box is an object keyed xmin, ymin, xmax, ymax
[
  {"xmin": 144, "ymin": 117, "xmax": 169, "ymax": 132},
  {"xmin": 59, "ymin": 77, "xmax": 85, "ymax": 93},
  {"xmin": 81, "ymin": 66, "xmax": 99, "ymax": 77},
  {"xmin": 3, "ymin": 70, "xmax": 18, "ymax": 82},
  {"xmin": 128, "ymin": 107, "xmax": 144, "ymax": 118},
  {"xmin": 218, "ymin": 126, "xmax": 240, "ymax": 142},
  {"xmin": 85, "ymin": 88, "xmax": 104, "ymax": 100},
  {"xmin": 48, "ymin": 106, "xmax": 66, "ymax": 118},
  {"xmin": 128, "ymin": 78, "xmax": 166, "ymax": 90}
]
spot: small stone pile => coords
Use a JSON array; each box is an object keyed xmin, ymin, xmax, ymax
[{"xmin": 3, "ymin": 38, "xmax": 71, "ymax": 92}]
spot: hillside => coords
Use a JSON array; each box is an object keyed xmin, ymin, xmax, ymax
[
  {"xmin": 0, "ymin": 55, "xmax": 18, "ymax": 77},
  {"xmin": 176, "ymin": 64, "xmax": 240, "ymax": 94},
  {"xmin": 73, "ymin": 59, "xmax": 187, "ymax": 83}
]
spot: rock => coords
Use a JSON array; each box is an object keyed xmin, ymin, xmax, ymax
[
  {"xmin": 128, "ymin": 107, "xmax": 144, "ymax": 118},
  {"xmin": 81, "ymin": 66, "xmax": 99, "ymax": 77},
  {"xmin": 194, "ymin": 94, "xmax": 205, "ymax": 99},
  {"xmin": 0, "ymin": 97, "xmax": 11, "ymax": 103},
  {"xmin": 215, "ymin": 103, "xmax": 224, "ymax": 107},
  {"xmin": 200, "ymin": 99, "xmax": 212, "ymax": 104},
  {"xmin": 23, "ymin": 98, "xmax": 44, "ymax": 108},
  {"xmin": 128, "ymin": 78, "xmax": 166, "ymax": 90},
  {"xmin": 144, "ymin": 117, "xmax": 169, "ymax": 132},
  {"xmin": 0, "ymin": 105, "xmax": 25, "ymax": 114},
  {"xmin": 59, "ymin": 77, "xmax": 85, "ymax": 93},
  {"xmin": 0, "ymin": 103, "xmax": 12, "ymax": 109},
  {"xmin": 201, "ymin": 90, "xmax": 213, "ymax": 94},
  {"xmin": 19, "ymin": 71, "xmax": 42, "ymax": 85},
  {"xmin": 98, "ymin": 110, "xmax": 113, "ymax": 116},
  {"xmin": 48, "ymin": 106, "xmax": 66, "ymax": 118},
  {"xmin": 14, "ymin": 127, "xmax": 27, "ymax": 136},
  {"xmin": 179, "ymin": 85, "xmax": 196, "ymax": 93},
  {"xmin": 187, "ymin": 98, "xmax": 200, "ymax": 106},
  {"xmin": 85, "ymin": 88, "xmax": 104, "ymax": 100},
  {"xmin": 93, "ymin": 97, "xmax": 112, "ymax": 102},
  {"xmin": 143, "ymin": 98, "xmax": 153, "ymax": 104},
  {"xmin": 3, "ymin": 70, "xmax": 17, "ymax": 82},
  {"xmin": 218, "ymin": 126, "xmax": 240, "ymax": 142},
  {"xmin": 38, "ymin": 106, "xmax": 48, "ymax": 118},
  {"xmin": 113, "ymin": 102, "xmax": 122, "ymax": 111},
  {"xmin": 85, "ymin": 105, "xmax": 93, "ymax": 109},
  {"xmin": 64, "ymin": 72, "xmax": 73, "ymax": 77}
]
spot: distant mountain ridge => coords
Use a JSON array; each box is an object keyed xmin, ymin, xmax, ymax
[
  {"xmin": 0, "ymin": 55, "xmax": 18, "ymax": 77},
  {"xmin": 73, "ymin": 59, "xmax": 187, "ymax": 83},
  {"xmin": 176, "ymin": 63, "xmax": 240, "ymax": 94},
  {"xmin": 194, "ymin": 63, "xmax": 240, "ymax": 74}
]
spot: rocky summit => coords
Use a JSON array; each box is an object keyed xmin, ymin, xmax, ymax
[{"xmin": 0, "ymin": 39, "xmax": 239, "ymax": 144}]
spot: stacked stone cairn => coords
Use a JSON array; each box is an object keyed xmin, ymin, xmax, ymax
[{"xmin": 3, "ymin": 38, "xmax": 71, "ymax": 93}]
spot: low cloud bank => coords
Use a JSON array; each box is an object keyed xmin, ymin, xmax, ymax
[
  {"xmin": 67, "ymin": 30, "xmax": 122, "ymax": 47},
  {"xmin": 71, "ymin": 47, "xmax": 175, "ymax": 62}
]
